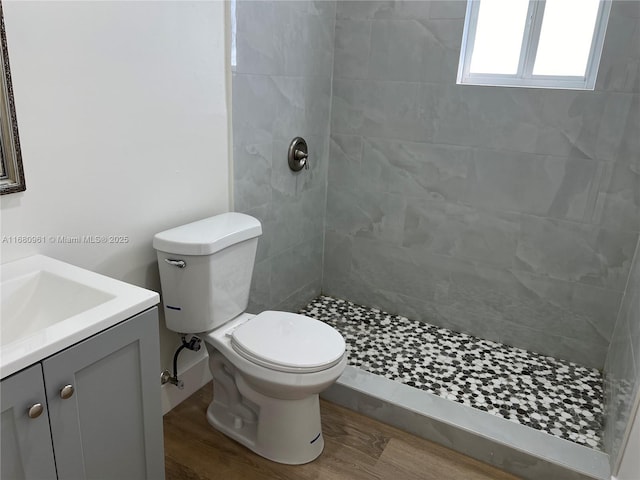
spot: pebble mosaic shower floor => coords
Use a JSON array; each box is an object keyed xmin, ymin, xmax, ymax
[{"xmin": 299, "ymin": 295, "xmax": 604, "ymax": 450}]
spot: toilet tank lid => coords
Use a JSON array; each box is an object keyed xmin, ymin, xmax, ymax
[{"xmin": 153, "ymin": 213, "xmax": 262, "ymax": 256}]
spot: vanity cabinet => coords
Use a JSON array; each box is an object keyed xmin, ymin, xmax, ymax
[
  {"xmin": 1, "ymin": 307, "xmax": 164, "ymax": 480},
  {"xmin": 1, "ymin": 363, "xmax": 57, "ymax": 479}
]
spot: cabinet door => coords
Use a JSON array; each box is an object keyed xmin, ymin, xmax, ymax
[
  {"xmin": 0, "ymin": 364, "xmax": 57, "ymax": 479},
  {"xmin": 43, "ymin": 308, "xmax": 165, "ymax": 480}
]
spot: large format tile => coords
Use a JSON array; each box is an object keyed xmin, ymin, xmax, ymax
[
  {"xmin": 333, "ymin": 19, "xmax": 371, "ymax": 80},
  {"xmin": 359, "ymin": 136, "xmax": 473, "ymax": 201},
  {"xmin": 233, "ymin": 142, "xmax": 272, "ymax": 212},
  {"xmin": 466, "ymin": 149, "xmax": 599, "ymax": 222},
  {"xmin": 426, "ymin": 85, "xmax": 633, "ymax": 161},
  {"xmin": 268, "ymin": 186, "xmax": 326, "ymax": 258},
  {"xmin": 326, "ymin": 186, "xmax": 406, "ymax": 245},
  {"xmin": 604, "ymin": 237, "xmax": 640, "ymax": 467},
  {"xmin": 271, "ymin": 75, "xmax": 333, "ymax": 139},
  {"xmin": 327, "ymin": 134, "xmax": 363, "ymax": 189},
  {"xmin": 278, "ymin": 2, "xmax": 336, "ymax": 78},
  {"xmin": 235, "ymin": 1, "xmax": 284, "ymax": 75},
  {"xmin": 367, "ymin": 18, "xmax": 462, "ymax": 84},
  {"xmin": 596, "ymin": 0, "xmax": 640, "ymax": 93},
  {"xmin": 235, "ymin": 0, "xmax": 335, "ymax": 77},
  {"xmin": 402, "ymin": 197, "xmax": 520, "ymax": 269},
  {"xmin": 331, "ymin": 79, "xmax": 435, "ymax": 141},
  {"xmin": 325, "ymin": 237, "xmax": 620, "ymax": 367},
  {"xmin": 402, "ymin": 196, "xmax": 637, "ymax": 289},
  {"xmin": 593, "ymin": 96, "xmax": 640, "ymax": 232},
  {"xmin": 269, "ymin": 234, "xmax": 323, "ymax": 307},
  {"xmin": 231, "ymin": 73, "xmax": 278, "ymax": 146},
  {"xmin": 246, "ymin": 258, "xmax": 270, "ymax": 314},
  {"xmin": 603, "ymin": 316, "xmax": 637, "ymax": 465},
  {"xmin": 358, "ymin": 135, "xmax": 602, "ymax": 221},
  {"xmin": 336, "ymin": 0, "xmax": 466, "ymax": 21},
  {"xmin": 513, "ymin": 216, "xmax": 637, "ymax": 290}
]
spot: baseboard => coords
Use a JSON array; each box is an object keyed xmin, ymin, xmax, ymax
[{"xmin": 161, "ymin": 351, "xmax": 212, "ymax": 415}]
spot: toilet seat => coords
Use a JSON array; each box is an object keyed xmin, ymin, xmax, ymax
[{"xmin": 230, "ymin": 311, "xmax": 345, "ymax": 373}]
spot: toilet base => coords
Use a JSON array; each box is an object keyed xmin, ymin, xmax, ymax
[{"xmin": 206, "ymin": 350, "xmax": 325, "ymax": 465}]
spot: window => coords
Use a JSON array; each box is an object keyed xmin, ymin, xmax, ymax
[{"xmin": 457, "ymin": 0, "xmax": 612, "ymax": 90}]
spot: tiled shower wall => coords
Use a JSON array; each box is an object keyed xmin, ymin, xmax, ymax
[
  {"xmin": 604, "ymin": 236, "xmax": 640, "ymax": 467},
  {"xmin": 232, "ymin": 1, "xmax": 336, "ymax": 313},
  {"xmin": 323, "ymin": 0, "xmax": 640, "ymax": 369}
]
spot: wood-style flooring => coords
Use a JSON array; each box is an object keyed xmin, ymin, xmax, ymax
[{"xmin": 163, "ymin": 384, "xmax": 520, "ymax": 480}]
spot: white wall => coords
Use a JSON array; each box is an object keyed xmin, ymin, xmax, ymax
[{"xmin": 0, "ymin": 1, "xmax": 230, "ymax": 385}]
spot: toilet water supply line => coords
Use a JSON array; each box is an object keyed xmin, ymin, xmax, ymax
[{"xmin": 161, "ymin": 334, "xmax": 202, "ymax": 390}]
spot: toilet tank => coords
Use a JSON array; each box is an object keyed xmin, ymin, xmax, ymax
[{"xmin": 153, "ymin": 213, "xmax": 262, "ymax": 334}]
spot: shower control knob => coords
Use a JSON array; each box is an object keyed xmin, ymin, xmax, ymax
[
  {"xmin": 288, "ymin": 137, "xmax": 309, "ymax": 172},
  {"xmin": 27, "ymin": 403, "xmax": 44, "ymax": 419},
  {"xmin": 60, "ymin": 384, "xmax": 75, "ymax": 400}
]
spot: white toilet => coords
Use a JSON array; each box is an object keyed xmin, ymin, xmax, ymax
[{"xmin": 153, "ymin": 212, "xmax": 347, "ymax": 465}]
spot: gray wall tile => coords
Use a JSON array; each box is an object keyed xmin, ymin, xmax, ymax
[
  {"xmin": 336, "ymin": 1, "xmax": 466, "ymax": 21},
  {"xmin": 331, "ymin": 78, "xmax": 436, "ymax": 141},
  {"xmin": 328, "ymin": 134, "xmax": 362, "ymax": 188},
  {"xmin": 465, "ymin": 150, "xmax": 598, "ymax": 221},
  {"xmin": 235, "ymin": 1, "xmax": 336, "ymax": 77},
  {"xmin": 247, "ymin": 258, "xmax": 271, "ymax": 314},
  {"xmin": 326, "ymin": 186, "xmax": 406, "ymax": 245},
  {"xmin": 233, "ymin": 142, "xmax": 272, "ymax": 212},
  {"xmin": 402, "ymin": 197, "xmax": 520, "ymax": 269},
  {"xmin": 368, "ymin": 18, "xmax": 462, "ymax": 83},
  {"xmin": 360, "ymin": 136, "xmax": 473, "ymax": 200},
  {"xmin": 323, "ymin": 234, "xmax": 620, "ymax": 367},
  {"xmin": 270, "ymin": 234, "xmax": 324, "ymax": 308},
  {"xmin": 233, "ymin": 0, "xmax": 336, "ymax": 312},
  {"xmin": 513, "ymin": 216, "xmax": 638, "ymax": 290},
  {"xmin": 604, "ymin": 237, "xmax": 640, "ymax": 467},
  {"xmin": 596, "ymin": 0, "xmax": 640, "ymax": 93},
  {"xmin": 333, "ymin": 19, "xmax": 371, "ymax": 80}
]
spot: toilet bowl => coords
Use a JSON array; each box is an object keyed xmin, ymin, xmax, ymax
[
  {"xmin": 204, "ymin": 312, "xmax": 347, "ymax": 464},
  {"xmin": 153, "ymin": 213, "xmax": 346, "ymax": 464}
]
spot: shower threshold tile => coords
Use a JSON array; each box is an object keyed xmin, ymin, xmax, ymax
[{"xmin": 299, "ymin": 295, "xmax": 604, "ymax": 450}]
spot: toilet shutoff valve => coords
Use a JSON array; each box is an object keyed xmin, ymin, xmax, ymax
[
  {"xmin": 161, "ymin": 334, "xmax": 203, "ymax": 389},
  {"xmin": 182, "ymin": 335, "xmax": 202, "ymax": 352}
]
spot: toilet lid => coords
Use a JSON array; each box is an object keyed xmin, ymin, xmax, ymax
[{"xmin": 231, "ymin": 311, "xmax": 345, "ymax": 373}]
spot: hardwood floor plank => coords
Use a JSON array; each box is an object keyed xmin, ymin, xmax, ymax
[
  {"xmin": 164, "ymin": 384, "xmax": 521, "ymax": 480},
  {"xmin": 376, "ymin": 438, "xmax": 519, "ymax": 480}
]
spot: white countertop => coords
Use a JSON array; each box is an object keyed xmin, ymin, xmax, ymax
[{"xmin": 1, "ymin": 255, "xmax": 159, "ymax": 379}]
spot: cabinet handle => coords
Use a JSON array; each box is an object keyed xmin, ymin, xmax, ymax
[
  {"xmin": 27, "ymin": 403, "xmax": 44, "ymax": 419},
  {"xmin": 60, "ymin": 384, "xmax": 75, "ymax": 399}
]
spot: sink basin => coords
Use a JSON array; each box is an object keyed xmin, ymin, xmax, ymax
[
  {"xmin": 2, "ymin": 271, "xmax": 115, "ymax": 346},
  {"xmin": 1, "ymin": 255, "xmax": 159, "ymax": 379}
]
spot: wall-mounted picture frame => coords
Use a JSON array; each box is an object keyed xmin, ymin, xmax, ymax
[{"xmin": 0, "ymin": 2, "xmax": 25, "ymax": 195}]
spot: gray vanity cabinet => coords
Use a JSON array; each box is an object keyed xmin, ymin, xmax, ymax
[
  {"xmin": 1, "ymin": 307, "xmax": 165, "ymax": 480},
  {"xmin": 0, "ymin": 364, "xmax": 57, "ymax": 479}
]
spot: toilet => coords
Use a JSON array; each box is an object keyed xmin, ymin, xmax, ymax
[{"xmin": 153, "ymin": 212, "xmax": 347, "ymax": 465}]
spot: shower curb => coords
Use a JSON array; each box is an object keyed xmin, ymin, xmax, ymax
[{"xmin": 322, "ymin": 366, "xmax": 610, "ymax": 480}]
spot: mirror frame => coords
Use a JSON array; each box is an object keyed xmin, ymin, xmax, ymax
[{"xmin": 0, "ymin": 2, "xmax": 25, "ymax": 195}]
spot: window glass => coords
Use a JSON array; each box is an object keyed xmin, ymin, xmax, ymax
[
  {"xmin": 470, "ymin": 0, "xmax": 530, "ymax": 74},
  {"xmin": 533, "ymin": 0, "xmax": 601, "ymax": 76}
]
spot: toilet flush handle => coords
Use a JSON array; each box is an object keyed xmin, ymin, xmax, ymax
[{"xmin": 165, "ymin": 259, "xmax": 186, "ymax": 268}]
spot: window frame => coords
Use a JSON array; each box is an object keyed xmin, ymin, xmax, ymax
[{"xmin": 456, "ymin": 0, "xmax": 612, "ymax": 90}]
